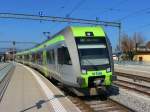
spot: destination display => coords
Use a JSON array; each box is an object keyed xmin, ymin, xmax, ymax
[{"xmin": 76, "ymin": 37, "xmax": 106, "ymax": 45}]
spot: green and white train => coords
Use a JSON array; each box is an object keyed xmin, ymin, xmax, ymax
[{"xmin": 16, "ymin": 26, "xmax": 116, "ymax": 95}]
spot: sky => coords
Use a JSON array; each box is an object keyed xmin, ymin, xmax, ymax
[{"xmin": 0, "ymin": 0, "xmax": 150, "ymax": 52}]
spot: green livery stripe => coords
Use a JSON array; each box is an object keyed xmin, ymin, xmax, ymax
[
  {"xmin": 17, "ymin": 35, "xmax": 64, "ymax": 55},
  {"xmin": 17, "ymin": 26, "xmax": 106, "ymax": 55},
  {"xmin": 71, "ymin": 26, "xmax": 105, "ymax": 37}
]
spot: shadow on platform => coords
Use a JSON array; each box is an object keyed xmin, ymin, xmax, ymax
[{"xmin": 19, "ymin": 94, "xmax": 65, "ymax": 112}]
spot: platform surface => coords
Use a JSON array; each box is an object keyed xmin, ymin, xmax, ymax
[
  {"xmin": 114, "ymin": 64, "xmax": 150, "ymax": 78},
  {"xmin": 0, "ymin": 64, "xmax": 81, "ymax": 112}
]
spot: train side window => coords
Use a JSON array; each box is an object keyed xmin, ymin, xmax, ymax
[
  {"xmin": 51, "ymin": 49, "xmax": 55, "ymax": 64},
  {"xmin": 58, "ymin": 47, "xmax": 63, "ymax": 64},
  {"xmin": 64, "ymin": 48, "xmax": 72, "ymax": 65},
  {"xmin": 37, "ymin": 52, "xmax": 42, "ymax": 64},
  {"xmin": 46, "ymin": 50, "xmax": 51, "ymax": 64},
  {"xmin": 31, "ymin": 53, "xmax": 36, "ymax": 63},
  {"xmin": 25, "ymin": 55, "xmax": 29, "ymax": 61},
  {"xmin": 31, "ymin": 54, "xmax": 33, "ymax": 62},
  {"xmin": 58, "ymin": 47, "xmax": 72, "ymax": 65},
  {"xmin": 47, "ymin": 49, "xmax": 55, "ymax": 64}
]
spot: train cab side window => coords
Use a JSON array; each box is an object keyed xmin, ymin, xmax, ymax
[{"xmin": 58, "ymin": 47, "xmax": 72, "ymax": 65}]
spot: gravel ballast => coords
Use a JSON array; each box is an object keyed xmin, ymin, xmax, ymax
[{"xmin": 109, "ymin": 87, "xmax": 150, "ymax": 112}]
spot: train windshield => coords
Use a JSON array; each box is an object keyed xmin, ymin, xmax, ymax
[
  {"xmin": 76, "ymin": 37, "xmax": 109, "ymax": 66},
  {"xmin": 78, "ymin": 44, "xmax": 109, "ymax": 66}
]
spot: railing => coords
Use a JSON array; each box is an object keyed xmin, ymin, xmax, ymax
[{"xmin": 0, "ymin": 62, "xmax": 15, "ymax": 101}]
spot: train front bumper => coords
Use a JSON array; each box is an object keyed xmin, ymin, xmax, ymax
[{"xmin": 77, "ymin": 71, "xmax": 112, "ymax": 88}]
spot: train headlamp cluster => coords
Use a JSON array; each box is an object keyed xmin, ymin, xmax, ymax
[
  {"xmin": 81, "ymin": 69, "xmax": 87, "ymax": 74},
  {"xmin": 106, "ymin": 67, "xmax": 111, "ymax": 72}
]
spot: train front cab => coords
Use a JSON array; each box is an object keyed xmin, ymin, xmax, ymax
[{"xmin": 72, "ymin": 27, "xmax": 114, "ymax": 89}]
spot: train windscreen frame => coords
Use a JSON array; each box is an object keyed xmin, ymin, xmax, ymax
[{"xmin": 75, "ymin": 37, "xmax": 110, "ymax": 70}]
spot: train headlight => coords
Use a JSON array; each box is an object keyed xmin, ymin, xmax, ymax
[
  {"xmin": 81, "ymin": 69, "xmax": 87, "ymax": 74},
  {"xmin": 106, "ymin": 67, "xmax": 111, "ymax": 72}
]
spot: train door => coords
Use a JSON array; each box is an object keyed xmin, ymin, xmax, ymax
[
  {"xmin": 42, "ymin": 50, "xmax": 47, "ymax": 65},
  {"xmin": 57, "ymin": 47, "xmax": 63, "ymax": 80},
  {"xmin": 34, "ymin": 53, "xmax": 38, "ymax": 64},
  {"xmin": 42, "ymin": 50, "xmax": 49, "ymax": 77},
  {"xmin": 57, "ymin": 47, "xmax": 74, "ymax": 83},
  {"xmin": 29, "ymin": 54, "xmax": 32, "ymax": 65}
]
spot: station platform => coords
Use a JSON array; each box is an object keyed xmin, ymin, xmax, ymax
[
  {"xmin": 114, "ymin": 64, "xmax": 150, "ymax": 78},
  {"xmin": 0, "ymin": 63, "xmax": 81, "ymax": 112}
]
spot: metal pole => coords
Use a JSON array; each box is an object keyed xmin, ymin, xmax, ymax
[
  {"xmin": 118, "ymin": 23, "xmax": 121, "ymax": 62},
  {"xmin": 13, "ymin": 41, "xmax": 15, "ymax": 62},
  {"xmin": 119, "ymin": 23, "xmax": 121, "ymax": 51}
]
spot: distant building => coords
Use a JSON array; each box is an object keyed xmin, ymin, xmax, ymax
[
  {"xmin": 134, "ymin": 51, "xmax": 150, "ymax": 62},
  {"xmin": 113, "ymin": 54, "xmax": 118, "ymax": 60},
  {"xmin": 112, "ymin": 51, "xmax": 122, "ymax": 61},
  {"xmin": 133, "ymin": 43, "xmax": 150, "ymax": 62}
]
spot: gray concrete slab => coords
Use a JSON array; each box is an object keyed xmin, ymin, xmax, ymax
[
  {"xmin": 114, "ymin": 64, "xmax": 150, "ymax": 78},
  {"xmin": 0, "ymin": 64, "xmax": 81, "ymax": 112},
  {"xmin": 115, "ymin": 64, "xmax": 150, "ymax": 72}
]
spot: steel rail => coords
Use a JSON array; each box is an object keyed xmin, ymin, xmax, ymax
[
  {"xmin": 115, "ymin": 71, "xmax": 150, "ymax": 83},
  {"xmin": 56, "ymin": 81, "xmax": 133, "ymax": 112},
  {"xmin": 114, "ymin": 80, "xmax": 150, "ymax": 96},
  {"xmin": 67, "ymin": 95, "xmax": 134, "ymax": 112}
]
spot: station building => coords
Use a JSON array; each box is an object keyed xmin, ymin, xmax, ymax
[{"xmin": 133, "ymin": 44, "xmax": 150, "ymax": 62}]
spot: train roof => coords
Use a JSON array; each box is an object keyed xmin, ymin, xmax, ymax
[{"xmin": 16, "ymin": 26, "xmax": 105, "ymax": 55}]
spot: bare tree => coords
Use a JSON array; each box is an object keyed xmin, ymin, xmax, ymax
[
  {"xmin": 121, "ymin": 33, "xmax": 132, "ymax": 52},
  {"xmin": 146, "ymin": 41, "xmax": 150, "ymax": 49},
  {"xmin": 115, "ymin": 44, "xmax": 120, "ymax": 52},
  {"xmin": 133, "ymin": 32, "xmax": 145, "ymax": 50},
  {"xmin": 120, "ymin": 33, "xmax": 132, "ymax": 60},
  {"xmin": 120, "ymin": 32, "xmax": 145, "ymax": 60}
]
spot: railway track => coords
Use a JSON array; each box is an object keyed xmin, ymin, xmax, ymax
[
  {"xmin": 115, "ymin": 71, "xmax": 150, "ymax": 96},
  {"xmin": 114, "ymin": 79, "xmax": 150, "ymax": 96},
  {"xmin": 56, "ymin": 84, "xmax": 133, "ymax": 112},
  {"xmin": 57, "ymin": 72, "xmax": 150, "ymax": 112},
  {"xmin": 115, "ymin": 72, "xmax": 150, "ymax": 83},
  {"xmin": 71, "ymin": 72, "xmax": 150, "ymax": 112},
  {"xmin": 67, "ymin": 95, "xmax": 133, "ymax": 112}
]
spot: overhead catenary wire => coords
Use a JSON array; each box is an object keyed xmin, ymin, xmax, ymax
[
  {"xmin": 125, "ymin": 23, "xmax": 150, "ymax": 32},
  {"xmin": 0, "ymin": 12, "xmax": 120, "ymax": 27},
  {"xmin": 0, "ymin": 41, "xmax": 39, "ymax": 44},
  {"xmin": 112, "ymin": 0, "xmax": 128, "ymax": 8},
  {"xmin": 0, "ymin": 12, "xmax": 121, "ymax": 52},
  {"xmin": 98, "ymin": 0, "xmax": 128, "ymax": 15},
  {"xmin": 117, "ymin": 7, "xmax": 150, "ymax": 21},
  {"xmin": 66, "ymin": 0, "xmax": 86, "ymax": 17}
]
